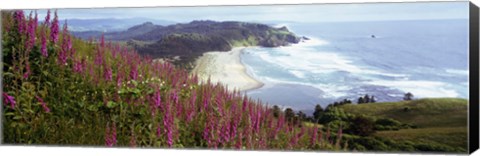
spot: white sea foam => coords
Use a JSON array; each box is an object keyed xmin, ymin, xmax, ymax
[
  {"xmin": 243, "ymin": 36, "xmax": 464, "ymax": 100},
  {"xmin": 367, "ymin": 80, "xmax": 460, "ymax": 98},
  {"xmin": 254, "ymin": 38, "xmax": 407, "ymax": 78},
  {"xmin": 445, "ymin": 69, "xmax": 469, "ymax": 75},
  {"xmin": 259, "ymin": 76, "xmax": 351, "ymax": 98}
]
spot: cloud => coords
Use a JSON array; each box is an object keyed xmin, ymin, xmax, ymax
[{"xmin": 28, "ymin": 2, "xmax": 469, "ymax": 23}]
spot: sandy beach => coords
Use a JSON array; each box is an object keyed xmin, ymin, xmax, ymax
[{"xmin": 192, "ymin": 47, "xmax": 264, "ymax": 92}]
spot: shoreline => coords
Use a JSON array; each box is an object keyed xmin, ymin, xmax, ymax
[{"xmin": 192, "ymin": 47, "xmax": 264, "ymax": 92}]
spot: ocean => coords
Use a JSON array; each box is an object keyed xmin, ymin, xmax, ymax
[{"xmin": 240, "ymin": 19, "xmax": 469, "ymax": 113}]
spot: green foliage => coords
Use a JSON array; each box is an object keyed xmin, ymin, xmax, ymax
[
  {"xmin": 2, "ymin": 11, "xmax": 335, "ymax": 151},
  {"xmin": 339, "ymin": 98, "xmax": 468, "ymax": 128},
  {"xmin": 346, "ymin": 116, "xmax": 376, "ymax": 137},
  {"xmin": 338, "ymin": 98, "xmax": 468, "ymax": 152}
]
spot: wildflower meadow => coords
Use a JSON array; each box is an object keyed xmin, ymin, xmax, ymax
[{"xmin": 1, "ymin": 10, "xmax": 344, "ymax": 150}]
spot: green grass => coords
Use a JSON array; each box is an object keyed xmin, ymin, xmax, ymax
[
  {"xmin": 340, "ymin": 98, "xmax": 468, "ymax": 128},
  {"xmin": 339, "ymin": 98, "xmax": 468, "ymax": 152},
  {"xmin": 303, "ymin": 122, "xmax": 323, "ymax": 129},
  {"xmin": 375, "ymin": 127, "xmax": 468, "ymax": 150}
]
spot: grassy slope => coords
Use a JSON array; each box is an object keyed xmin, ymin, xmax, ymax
[
  {"xmin": 340, "ymin": 98, "xmax": 467, "ymax": 127},
  {"xmin": 339, "ymin": 98, "xmax": 468, "ymax": 151}
]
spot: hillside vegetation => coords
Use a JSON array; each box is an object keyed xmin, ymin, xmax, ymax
[
  {"xmin": 2, "ymin": 10, "xmax": 340, "ymax": 150},
  {"xmin": 338, "ymin": 98, "xmax": 468, "ymax": 152},
  {"xmin": 340, "ymin": 98, "xmax": 467, "ymax": 128}
]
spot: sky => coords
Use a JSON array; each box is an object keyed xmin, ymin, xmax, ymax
[{"xmin": 29, "ymin": 1, "xmax": 469, "ymax": 23}]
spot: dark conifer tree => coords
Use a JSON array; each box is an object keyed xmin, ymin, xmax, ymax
[
  {"xmin": 370, "ymin": 95, "xmax": 376, "ymax": 103},
  {"xmin": 404, "ymin": 92, "xmax": 414, "ymax": 101},
  {"xmin": 272, "ymin": 105, "xmax": 280, "ymax": 118},
  {"xmin": 364, "ymin": 94, "xmax": 370, "ymax": 103},
  {"xmin": 285, "ymin": 108, "xmax": 295, "ymax": 122},
  {"xmin": 313, "ymin": 104, "xmax": 324, "ymax": 122},
  {"xmin": 358, "ymin": 97, "xmax": 364, "ymax": 104}
]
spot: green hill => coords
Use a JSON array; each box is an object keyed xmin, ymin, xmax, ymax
[
  {"xmin": 339, "ymin": 98, "xmax": 467, "ymax": 128},
  {"xmin": 339, "ymin": 98, "xmax": 468, "ymax": 152}
]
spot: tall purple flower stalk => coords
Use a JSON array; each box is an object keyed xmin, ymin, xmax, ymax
[
  {"xmin": 44, "ymin": 10, "xmax": 51, "ymax": 27},
  {"xmin": 253, "ymin": 108, "xmax": 262, "ymax": 133},
  {"xmin": 163, "ymin": 100, "xmax": 173, "ymax": 147},
  {"xmin": 35, "ymin": 96, "xmax": 50, "ymax": 112},
  {"xmin": 2, "ymin": 93, "xmax": 16, "ymax": 109},
  {"xmin": 26, "ymin": 12, "xmax": 37, "ymax": 51},
  {"xmin": 235, "ymin": 132, "xmax": 243, "ymax": 149},
  {"xmin": 154, "ymin": 90, "xmax": 161, "ymax": 109},
  {"xmin": 310, "ymin": 126, "xmax": 318, "ymax": 146},
  {"xmin": 94, "ymin": 45, "xmax": 104, "ymax": 66},
  {"xmin": 116, "ymin": 68, "xmax": 124, "ymax": 87},
  {"xmin": 230, "ymin": 102, "xmax": 239, "ymax": 139},
  {"xmin": 186, "ymin": 91, "xmax": 196, "ymax": 122},
  {"xmin": 58, "ymin": 49, "xmax": 68, "ymax": 65},
  {"xmin": 40, "ymin": 28, "xmax": 48, "ymax": 57},
  {"xmin": 219, "ymin": 119, "xmax": 231, "ymax": 145},
  {"xmin": 49, "ymin": 10, "xmax": 59, "ymax": 44},
  {"xmin": 203, "ymin": 96, "xmax": 210, "ymax": 111},
  {"xmin": 274, "ymin": 115, "xmax": 285, "ymax": 138},
  {"xmin": 58, "ymin": 21, "xmax": 70, "ymax": 65},
  {"xmin": 73, "ymin": 58, "xmax": 86, "ymax": 74},
  {"xmin": 130, "ymin": 64, "xmax": 138, "ymax": 81},
  {"xmin": 203, "ymin": 115, "xmax": 214, "ymax": 147},
  {"xmin": 104, "ymin": 67, "xmax": 112, "ymax": 81},
  {"xmin": 14, "ymin": 11, "xmax": 25, "ymax": 34},
  {"xmin": 242, "ymin": 96, "xmax": 248, "ymax": 112},
  {"xmin": 105, "ymin": 122, "xmax": 117, "ymax": 147},
  {"xmin": 23, "ymin": 62, "xmax": 31, "ymax": 79}
]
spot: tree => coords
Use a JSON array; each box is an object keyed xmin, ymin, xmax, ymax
[
  {"xmin": 346, "ymin": 116, "xmax": 376, "ymax": 136},
  {"xmin": 364, "ymin": 94, "xmax": 370, "ymax": 103},
  {"xmin": 285, "ymin": 108, "xmax": 295, "ymax": 122},
  {"xmin": 313, "ymin": 104, "xmax": 324, "ymax": 122},
  {"xmin": 272, "ymin": 105, "xmax": 280, "ymax": 118},
  {"xmin": 297, "ymin": 111, "xmax": 307, "ymax": 121},
  {"xmin": 357, "ymin": 97, "xmax": 364, "ymax": 104},
  {"xmin": 370, "ymin": 96, "xmax": 376, "ymax": 103},
  {"xmin": 343, "ymin": 99, "xmax": 352, "ymax": 104},
  {"xmin": 404, "ymin": 92, "xmax": 414, "ymax": 101}
]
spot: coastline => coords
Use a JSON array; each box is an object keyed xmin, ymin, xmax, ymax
[{"xmin": 192, "ymin": 47, "xmax": 264, "ymax": 92}]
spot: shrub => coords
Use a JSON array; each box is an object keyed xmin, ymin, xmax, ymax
[{"xmin": 346, "ymin": 116, "xmax": 376, "ymax": 136}]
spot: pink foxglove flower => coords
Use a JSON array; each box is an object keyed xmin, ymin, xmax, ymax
[
  {"xmin": 310, "ymin": 126, "xmax": 318, "ymax": 146},
  {"xmin": 73, "ymin": 58, "xmax": 86, "ymax": 74},
  {"xmin": 35, "ymin": 96, "xmax": 50, "ymax": 112},
  {"xmin": 105, "ymin": 123, "xmax": 117, "ymax": 147},
  {"xmin": 130, "ymin": 64, "xmax": 138, "ymax": 81},
  {"xmin": 23, "ymin": 62, "xmax": 31, "ymax": 79},
  {"xmin": 163, "ymin": 99, "xmax": 173, "ymax": 147},
  {"xmin": 26, "ymin": 12, "xmax": 36, "ymax": 51},
  {"xmin": 154, "ymin": 90, "xmax": 161, "ymax": 109},
  {"xmin": 44, "ymin": 10, "xmax": 51, "ymax": 26},
  {"xmin": 2, "ymin": 93, "xmax": 16, "ymax": 109},
  {"xmin": 50, "ymin": 10, "xmax": 59, "ymax": 44},
  {"xmin": 104, "ymin": 67, "xmax": 112, "ymax": 81},
  {"xmin": 40, "ymin": 29, "xmax": 48, "ymax": 57},
  {"xmin": 58, "ymin": 21, "xmax": 70, "ymax": 65},
  {"xmin": 14, "ymin": 11, "xmax": 25, "ymax": 34}
]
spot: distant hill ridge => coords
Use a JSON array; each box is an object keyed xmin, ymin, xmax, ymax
[{"xmin": 72, "ymin": 20, "xmax": 305, "ymax": 67}]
